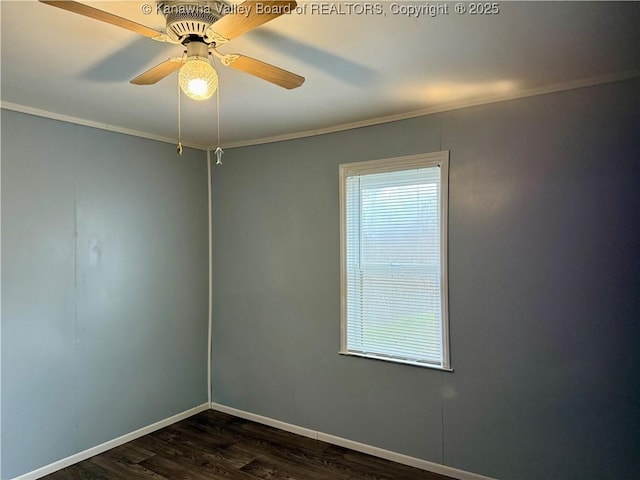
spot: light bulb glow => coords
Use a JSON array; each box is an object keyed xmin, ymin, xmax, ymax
[
  {"xmin": 179, "ymin": 57, "xmax": 218, "ymax": 101},
  {"xmin": 187, "ymin": 78, "xmax": 208, "ymax": 96}
]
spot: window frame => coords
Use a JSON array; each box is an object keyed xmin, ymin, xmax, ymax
[{"xmin": 339, "ymin": 151, "xmax": 451, "ymax": 371}]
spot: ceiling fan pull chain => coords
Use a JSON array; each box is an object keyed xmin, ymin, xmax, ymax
[
  {"xmin": 215, "ymin": 78, "xmax": 223, "ymax": 165},
  {"xmin": 177, "ymin": 78, "xmax": 183, "ymax": 156}
]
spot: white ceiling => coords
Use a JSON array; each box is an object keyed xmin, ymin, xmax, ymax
[{"xmin": 1, "ymin": 1, "xmax": 639, "ymax": 148}]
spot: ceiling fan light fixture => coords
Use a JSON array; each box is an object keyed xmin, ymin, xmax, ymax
[{"xmin": 179, "ymin": 56, "xmax": 218, "ymax": 101}]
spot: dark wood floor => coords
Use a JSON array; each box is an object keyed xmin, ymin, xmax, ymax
[{"xmin": 43, "ymin": 409, "xmax": 453, "ymax": 480}]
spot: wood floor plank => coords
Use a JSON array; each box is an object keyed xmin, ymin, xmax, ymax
[
  {"xmin": 90, "ymin": 452, "xmax": 169, "ymax": 480},
  {"xmin": 164, "ymin": 422, "xmax": 237, "ymax": 450},
  {"xmin": 198, "ymin": 444, "xmax": 259, "ymax": 470},
  {"xmin": 240, "ymin": 458, "xmax": 300, "ymax": 480},
  {"xmin": 106, "ymin": 443, "xmax": 157, "ymax": 464},
  {"xmin": 42, "ymin": 411, "xmax": 454, "ymax": 480},
  {"xmin": 222, "ymin": 442, "xmax": 361, "ymax": 480},
  {"xmin": 146, "ymin": 428, "xmax": 257, "ymax": 478},
  {"xmin": 131, "ymin": 433, "xmax": 187, "ymax": 458},
  {"xmin": 43, "ymin": 460, "xmax": 118, "ymax": 480},
  {"xmin": 138, "ymin": 455, "xmax": 203, "ymax": 479}
]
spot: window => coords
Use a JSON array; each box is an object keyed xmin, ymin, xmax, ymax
[{"xmin": 339, "ymin": 152, "xmax": 451, "ymax": 370}]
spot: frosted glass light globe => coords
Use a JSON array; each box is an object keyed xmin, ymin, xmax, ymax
[{"xmin": 179, "ymin": 57, "xmax": 218, "ymax": 101}]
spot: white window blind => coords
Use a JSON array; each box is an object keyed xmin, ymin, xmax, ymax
[{"xmin": 340, "ymin": 152, "xmax": 450, "ymax": 369}]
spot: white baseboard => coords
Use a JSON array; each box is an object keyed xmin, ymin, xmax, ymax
[
  {"xmin": 210, "ymin": 402, "xmax": 318, "ymax": 440},
  {"xmin": 316, "ymin": 432, "xmax": 495, "ymax": 480},
  {"xmin": 209, "ymin": 402, "xmax": 496, "ymax": 480},
  {"xmin": 13, "ymin": 403, "xmax": 210, "ymax": 480},
  {"xmin": 12, "ymin": 402, "xmax": 494, "ymax": 480}
]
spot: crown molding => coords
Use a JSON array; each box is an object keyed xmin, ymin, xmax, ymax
[
  {"xmin": 0, "ymin": 102, "xmax": 209, "ymax": 151},
  {"xmin": 222, "ymin": 70, "xmax": 640, "ymax": 149},
  {"xmin": 3, "ymin": 70, "xmax": 638, "ymax": 151}
]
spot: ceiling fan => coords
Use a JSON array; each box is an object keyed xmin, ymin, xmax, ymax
[{"xmin": 39, "ymin": 0, "xmax": 305, "ymax": 100}]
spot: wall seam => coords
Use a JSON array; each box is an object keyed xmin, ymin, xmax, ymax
[
  {"xmin": 439, "ymin": 112, "xmax": 444, "ymax": 466},
  {"xmin": 0, "ymin": 104, "xmax": 3, "ymax": 478},
  {"xmin": 72, "ymin": 125, "xmax": 80, "ymax": 456},
  {"xmin": 207, "ymin": 152, "xmax": 213, "ymax": 406}
]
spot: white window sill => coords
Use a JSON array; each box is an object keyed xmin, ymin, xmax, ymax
[{"xmin": 339, "ymin": 351, "xmax": 453, "ymax": 372}]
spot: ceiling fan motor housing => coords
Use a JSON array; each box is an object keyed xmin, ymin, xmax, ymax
[
  {"xmin": 157, "ymin": 0, "xmax": 228, "ymax": 42},
  {"xmin": 185, "ymin": 39, "xmax": 209, "ymax": 58}
]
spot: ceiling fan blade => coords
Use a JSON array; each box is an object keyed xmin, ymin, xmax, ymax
[
  {"xmin": 39, "ymin": 1, "xmax": 163, "ymax": 39},
  {"xmin": 225, "ymin": 55, "xmax": 304, "ymax": 89},
  {"xmin": 131, "ymin": 58, "xmax": 184, "ymax": 85},
  {"xmin": 210, "ymin": 1, "xmax": 297, "ymax": 41}
]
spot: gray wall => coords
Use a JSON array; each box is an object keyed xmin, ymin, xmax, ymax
[
  {"xmin": 211, "ymin": 78, "xmax": 640, "ymax": 480},
  {"xmin": 1, "ymin": 110, "xmax": 209, "ymax": 479}
]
